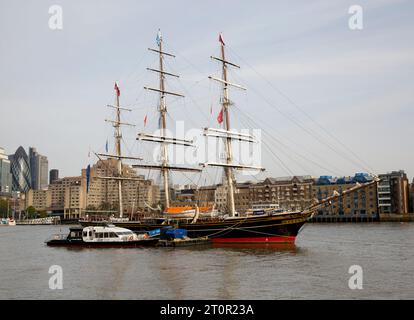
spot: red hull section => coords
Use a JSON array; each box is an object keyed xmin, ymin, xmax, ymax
[{"xmin": 212, "ymin": 236, "xmax": 296, "ymax": 244}]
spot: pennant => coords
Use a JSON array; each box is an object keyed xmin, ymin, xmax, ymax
[
  {"xmin": 144, "ymin": 115, "xmax": 148, "ymax": 127},
  {"xmin": 86, "ymin": 164, "xmax": 91, "ymax": 194},
  {"xmin": 156, "ymin": 29, "xmax": 162, "ymax": 46},
  {"xmin": 219, "ymin": 33, "xmax": 225, "ymax": 46},
  {"xmin": 217, "ymin": 108, "xmax": 224, "ymax": 124},
  {"xmin": 105, "ymin": 140, "xmax": 109, "ymax": 153},
  {"xmin": 114, "ymin": 82, "xmax": 120, "ymax": 97}
]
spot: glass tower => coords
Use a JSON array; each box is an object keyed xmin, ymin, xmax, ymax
[{"xmin": 9, "ymin": 146, "xmax": 32, "ymax": 193}]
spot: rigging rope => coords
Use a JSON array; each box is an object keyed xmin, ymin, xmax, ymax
[{"xmin": 225, "ymin": 47, "xmax": 376, "ymax": 175}]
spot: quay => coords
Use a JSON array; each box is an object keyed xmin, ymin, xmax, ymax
[
  {"xmin": 309, "ymin": 214, "xmax": 414, "ymax": 223},
  {"xmin": 17, "ymin": 216, "xmax": 60, "ymax": 225}
]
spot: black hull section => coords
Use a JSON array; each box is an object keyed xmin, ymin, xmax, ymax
[
  {"xmin": 46, "ymin": 239, "xmax": 159, "ymax": 248},
  {"xmin": 80, "ymin": 212, "xmax": 310, "ymax": 243}
]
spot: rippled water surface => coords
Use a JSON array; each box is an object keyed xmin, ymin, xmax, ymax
[{"xmin": 1, "ymin": 223, "xmax": 413, "ymax": 299}]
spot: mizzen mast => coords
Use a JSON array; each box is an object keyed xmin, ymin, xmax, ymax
[{"xmin": 134, "ymin": 30, "xmax": 201, "ymax": 209}]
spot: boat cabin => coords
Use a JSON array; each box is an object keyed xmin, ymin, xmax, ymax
[{"xmin": 82, "ymin": 225, "xmax": 139, "ymax": 242}]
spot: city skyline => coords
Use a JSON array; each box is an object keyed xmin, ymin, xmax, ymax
[{"xmin": 1, "ymin": 0, "xmax": 413, "ymax": 180}]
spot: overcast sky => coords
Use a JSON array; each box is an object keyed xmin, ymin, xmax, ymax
[{"xmin": 1, "ymin": 0, "xmax": 413, "ymax": 184}]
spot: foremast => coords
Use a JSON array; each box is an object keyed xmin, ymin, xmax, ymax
[
  {"xmin": 133, "ymin": 30, "xmax": 201, "ymax": 210},
  {"xmin": 204, "ymin": 34, "xmax": 264, "ymax": 217},
  {"xmin": 95, "ymin": 83, "xmax": 143, "ymax": 218}
]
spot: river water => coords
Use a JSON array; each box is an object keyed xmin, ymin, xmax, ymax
[{"xmin": 0, "ymin": 223, "xmax": 413, "ymax": 299}]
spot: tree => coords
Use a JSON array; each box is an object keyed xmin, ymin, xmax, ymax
[
  {"xmin": 0, "ymin": 198, "xmax": 11, "ymax": 217},
  {"xmin": 38, "ymin": 210, "xmax": 48, "ymax": 218},
  {"xmin": 26, "ymin": 206, "xmax": 37, "ymax": 219}
]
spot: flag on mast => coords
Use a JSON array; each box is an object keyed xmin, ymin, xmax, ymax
[
  {"xmin": 114, "ymin": 82, "xmax": 120, "ymax": 97},
  {"xmin": 217, "ymin": 108, "xmax": 224, "ymax": 124},
  {"xmin": 156, "ymin": 29, "xmax": 162, "ymax": 46},
  {"xmin": 219, "ymin": 33, "xmax": 225, "ymax": 46},
  {"xmin": 144, "ymin": 115, "xmax": 148, "ymax": 127},
  {"xmin": 105, "ymin": 139, "xmax": 109, "ymax": 153},
  {"xmin": 86, "ymin": 164, "xmax": 91, "ymax": 194}
]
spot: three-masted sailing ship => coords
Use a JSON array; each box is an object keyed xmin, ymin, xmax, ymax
[{"xmin": 81, "ymin": 31, "xmax": 378, "ymax": 244}]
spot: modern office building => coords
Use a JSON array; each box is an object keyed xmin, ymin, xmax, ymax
[
  {"xmin": 49, "ymin": 169, "xmax": 59, "ymax": 185},
  {"xmin": 0, "ymin": 147, "xmax": 12, "ymax": 195},
  {"xmin": 9, "ymin": 146, "xmax": 32, "ymax": 193},
  {"xmin": 378, "ymin": 170, "xmax": 410, "ymax": 215},
  {"xmin": 29, "ymin": 147, "xmax": 49, "ymax": 190}
]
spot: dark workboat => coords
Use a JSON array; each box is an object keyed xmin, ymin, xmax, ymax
[{"xmin": 45, "ymin": 225, "xmax": 158, "ymax": 248}]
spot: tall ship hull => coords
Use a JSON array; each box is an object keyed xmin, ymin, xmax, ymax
[
  {"xmin": 79, "ymin": 32, "xmax": 378, "ymax": 247},
  {"xmin": 80, "ymin": 211, "xmax": 310, "ymax": 243}
]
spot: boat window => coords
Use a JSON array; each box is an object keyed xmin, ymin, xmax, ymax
[
  {"xmin": 110, "ymin": 232, "xmax": 118, "ymax": 238},
  {"xmin": 83, "ymin": 231, "xmax": 87, "ymax": 237},
  {"xmin": 117, "ymin": 231, "xmax": 132, "ymax": 236}
]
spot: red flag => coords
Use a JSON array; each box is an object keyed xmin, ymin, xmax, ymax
[
  {"xmin": 217, "ymin": 108, "xmax": 223, "ymax": 124},
  {"xmin": 114, "ymin": 82, "xmax": 120, "ymax": 97},
  {"xmin": 144, "ymin": 115, "xmax": 148, "ymax": 127},
  {"xmin": 219, "ymin": 33, "xmax": 225, "ymax": 46}
]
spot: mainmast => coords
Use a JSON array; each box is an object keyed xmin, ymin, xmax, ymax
[
  {"xmin": 134, "ymin": 30, "xmax": 201, "ymax": 210},
  {"xmin": 158, "ymin": 34, "xmax": 170, "ymax": 208},
  {"xmin": 203, "ymin": 34, "xmax": 264, "ymax": 217},
  {"xmin": 96, "ymin": 83, "xmax": 143, "ymax": 218}
]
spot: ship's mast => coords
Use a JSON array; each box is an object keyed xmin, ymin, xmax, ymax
[
  {"xmin": 134, "ymin": 30, "xmax": 201, "ymax": 210},
  {"xmin": 220, "ymin": 39, "xmax": 236, "ymax": 217},
  {"xmin": 158, "ymin": 36, "xmax": 170, "ymax": 208},
  {"xmin": 115, "ymin": 86, "xmax": 124, "ymax": 216},
  {"xmin": 95, "ymin": 83, "xmax": 143, "ymax": 218},
  {"xmin": 204, "ymin": 34, "xmax": 264, "ymax": 217}
]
